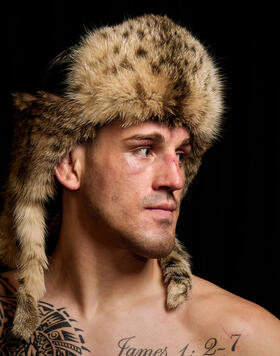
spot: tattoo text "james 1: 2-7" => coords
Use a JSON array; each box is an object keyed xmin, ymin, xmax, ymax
[{"xmin": 117, "ymin": 334, "xmax": 242, "ymax": 356}]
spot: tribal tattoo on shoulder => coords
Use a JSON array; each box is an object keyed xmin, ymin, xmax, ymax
[{"xmin": 0, "ymin": 276, "xmax": 91, "ymax": 355}]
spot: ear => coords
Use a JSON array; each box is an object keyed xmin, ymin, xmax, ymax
[{"xmin": 54, "ymin": 147, "xmax": 85, "ymax": 190}]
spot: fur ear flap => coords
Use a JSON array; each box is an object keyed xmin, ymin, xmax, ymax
[
  {"xmin": 0, "ymin": 91, "xmax": 88, "ymax": 339},
  {"xmin": 159, "ymin": 238, "xmax": 192, "ymax": 309},
  {"xmin": 12, "ymin": 92, "xmax": 38, "ymax": 111}
]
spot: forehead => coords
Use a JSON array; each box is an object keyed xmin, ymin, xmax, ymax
[{"xmin": 96, "ymin": 120, "xmax": 190, "ymax": 143}]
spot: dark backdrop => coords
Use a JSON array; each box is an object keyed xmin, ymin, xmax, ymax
[{"xmin": 1, "ymin": 2, "xmax": 279, "ymax": 318}]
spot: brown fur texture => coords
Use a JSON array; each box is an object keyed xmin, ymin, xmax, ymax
[{"xmin": 0, "ymin": 14, "xmax": 223, "ymax": 339}]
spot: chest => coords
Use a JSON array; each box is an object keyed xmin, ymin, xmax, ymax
[
  {"xmin": 81, "ymin": 309, "xmax": 243, "ymax": 356},
  {"xmin": 0, "ymin": 293, "xmax": 242, "ymax": 356},
  {"xmin": 84, "ymin": 319, "xmax": 192, "ymax": 355},
  {"xmin": 1, "ymin": 310, "xmax": 242, "ymax": 356},
  {"xmin": 80, "ymin": 309, "xmax": 230, "ymax": 356},
  {"xmin": 84, "ymin": 330, "xmax": 241, "ymax": 356}
]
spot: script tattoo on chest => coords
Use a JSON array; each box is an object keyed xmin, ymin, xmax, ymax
[
  {"xmin": 117, "ymin": 334, "xmax": 242, "ymax": 356},
  {"xmin": 0, "ymin": 276, "xmax": 91, "ymax": 355}
]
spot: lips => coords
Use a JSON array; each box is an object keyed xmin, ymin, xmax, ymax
[
  {"xmin": 146, "ymin": 203, "xmax": 176, "ymax": 212},
  {"xmin": 145, "ymin": 203, "xmax": 176, "ymax": 220}
]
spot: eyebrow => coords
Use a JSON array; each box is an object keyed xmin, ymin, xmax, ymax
[
  {"xmin": 124, "ymin": 133, "xmax": 164, "ymax": 144},
  {"xmin": 124, "ymin": 133, "xmax": 191, "ymax": 146}
]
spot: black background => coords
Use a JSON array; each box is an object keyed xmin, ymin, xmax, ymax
[{"xmin": 1, "ymin": 2, "xmax": 279, "ymax": 318}]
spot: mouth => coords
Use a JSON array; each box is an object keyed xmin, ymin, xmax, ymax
[
  {"xmin": 145, "ymin": 203, "xmax": 176, "ymax": 219},
  {"xmin": 146, "ymin": 203, "xmax": 176, "ymax": 211}
]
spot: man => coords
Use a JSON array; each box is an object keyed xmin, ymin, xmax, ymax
[{"xmin": 0, "ymin": 14, "xmax": 279, "ymax": 355}]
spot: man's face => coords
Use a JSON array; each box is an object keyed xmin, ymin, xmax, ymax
[{"xmin": 78, "ymin": 120, "xmax": 191, "ymax": 259}]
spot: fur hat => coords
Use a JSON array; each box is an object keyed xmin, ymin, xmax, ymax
[{"xmin": 0, "ymin": 14, "xmax": 223, "ymax": 340}]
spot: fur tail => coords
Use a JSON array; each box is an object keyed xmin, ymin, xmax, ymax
[
  {"xmin": 11, "ymin": 202, "xmax": 48, "ymax": 340},
  {"xmin": 159, "ymin": 238, "xmax": 192, "ymax": 309}
]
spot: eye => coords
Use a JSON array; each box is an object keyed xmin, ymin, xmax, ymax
[
  {"xmin": 137, "ymin": 147, "xmax": 152, "ymax": 157},
  {"xmin": 176, "ymin": 152, "xmax": 186, "ymax": 163}
]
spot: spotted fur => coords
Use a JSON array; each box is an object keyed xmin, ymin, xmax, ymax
[{"xmin": 0, "ymin": 14, "xmax": 223, "ymax": 339}]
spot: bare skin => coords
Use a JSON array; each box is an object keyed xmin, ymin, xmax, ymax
[
  {"xmin": 1, "ymin": 272, "xmax": 279, "ymax": 355},
  {"xmin": 0, "ymin": 121, "xmax": 280, "ymax": 355}
]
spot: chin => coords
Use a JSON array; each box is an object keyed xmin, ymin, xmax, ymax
[{"xmin": 127, "ymin": 230, "xmax": 175, "ymax": 259}]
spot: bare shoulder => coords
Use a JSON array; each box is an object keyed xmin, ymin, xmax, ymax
[{"xmin": 189, "ymin": 276, "xmax": 280, "ymax": 356}]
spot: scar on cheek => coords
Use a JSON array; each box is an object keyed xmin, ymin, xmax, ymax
[{"xmin": 124, "ymin": 156, "xmax": 143, "ymax": 173}]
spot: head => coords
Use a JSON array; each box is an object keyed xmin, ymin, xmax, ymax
[
  {"xmin": 47, "ymin": 14, "xmax": 223, "ymax": 256},
  {"xmin": 55, "ymin": 119, "xmax": 191, "ymax": 258}
]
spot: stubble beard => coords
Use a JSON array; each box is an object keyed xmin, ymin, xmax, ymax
[
  {"xmin": 122, "ymin": 220, "xmax": 176, "ymax": 259},
  {"xmin": 79, "ymin": 187, "xmax": 177, "ymax": 259}
]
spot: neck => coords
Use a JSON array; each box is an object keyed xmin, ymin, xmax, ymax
[{"xmin": 44, "ymin": 212, "xmax": 165, "ymax": 319}]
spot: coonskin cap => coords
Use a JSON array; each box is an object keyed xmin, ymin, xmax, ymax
[{"xmin": 66, "ymin": 14, "xmax": 223, "ymax": 143}]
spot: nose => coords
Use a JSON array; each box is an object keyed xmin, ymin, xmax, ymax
[{"xmin": 152, "ymin": 154, "xmax": 185, "ymax": 192}]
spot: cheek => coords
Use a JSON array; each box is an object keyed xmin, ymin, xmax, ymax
[
  {"xmin": 123, "ymin": 153, "xmax": 144, "ymax": 174},
  {"xmin": 85, "ymin": 154, "xmax": 151, "ymax": 206},
  {"xmin": 121, "ymin": 154, "xmax": 153, "ymax": 193},
  {"xmin": 105, "ymin": 155, "xmax": 150, "ymax": 206}
]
